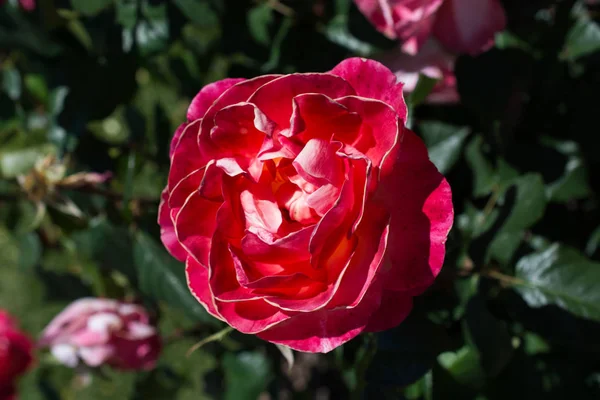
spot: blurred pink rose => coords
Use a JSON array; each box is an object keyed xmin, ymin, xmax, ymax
[
  {"xmin": 0, "ymin": 311, "xmax": 33, "ymax": 400},
  {"xmin": 39, "ymin": 298, "xmax": 161, "ymax": 371},
  {"xmin": 354, "ymin": 0, "xmax": 506, "ymax": 55},
  {"xmin": 379, "ymin": 40, "xmax": 459, "ymax": 104}
]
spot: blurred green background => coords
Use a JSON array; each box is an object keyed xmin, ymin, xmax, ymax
[{"xmin": 1, "ymin": 0, "xmax": 600, "ymax": 399}]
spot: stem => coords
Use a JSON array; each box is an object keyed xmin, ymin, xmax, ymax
[{"xmin": 186, "ymin": 326, "xmax": 234, "ymax": 357}]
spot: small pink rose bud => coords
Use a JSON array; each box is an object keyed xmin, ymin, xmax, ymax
[{"xmin": 39, "ymin": 298, "xmax": 161, "ymax": 371}]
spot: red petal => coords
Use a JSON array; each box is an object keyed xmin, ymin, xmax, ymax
[
  {"xmin": 247, "ymin": 74, "xmax": 355, "ymax": 128},
  {"xmin": 215, "ymin": 298, "xmax": 292, "ymax": 334},
  {"xmin": 377, "ymin": 129, "xmax": 453, "ymax": 295},
  {"xmin": 330, "ymin": 58, "xmax": 407, "ymax": 120},
  {"xmin": 174, "ymin": 190, "xmax": 221, "ymax": 267},
  {"xmin": 186, "ymin": 257, "xmax": 223, "ymax": 320},
  {"xmin": 293, "ymin": 138, "xmax": 344, "ymax": 187},
  {"xmin": 168, "ymin": 120, "xmax": 203, "ymax": 192},
  {"xmin": 288, "ymin": 93, "xmax": 362, "ymax": 144},
  {"xmin": 336, "ymin": 96, "xmax": 400, "ymax": 171},
  {"xmin": 158, "ymin": 188, "xmax": 187, "ymax": 262},
  {"xmin": 169, "ymin": 123, "xmax": 186, "ymax": 159},
  {"xmin": 187, "ymin": 78, "xmax": 245, "ymax": 121},
  {"xmin": 257, "ymin": 280, "xmax": 384, "ymax": 353},
  {"xmin": 364, "ymin": 289, "xmax": 413, "ymax": 332}
]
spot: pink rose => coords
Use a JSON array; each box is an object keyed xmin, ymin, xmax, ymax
[
  {"xmin": 354, "ymin": 0, "xmax": 506, "ymax": 55},
  {"xmin": 159, "ymin": 58, "xmax": 453, "ymax": 353},
  {"xmin": 379, "ymin": 40, "xmax": 459, "ymax": 104},
  {"xmin": 0, "ymin": 311, "xmax": 33, "ymax": 400},
  {"xmin": 39, "ymin": 298, "xmax": 161, "ymax": 370}
]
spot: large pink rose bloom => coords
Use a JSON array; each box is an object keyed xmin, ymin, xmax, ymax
[
  {"xmin": 0, "ymin": 311, "xmax": 33, "ymax": 400},
  {"xmin": 39, "ymin": 298, "xmax": 161, "ymax": 370},
  {"xmin": 159, "ymin": 58, "xmax": 453, "ymax": 353},
  {"xmin": 354, "ymin": 0, "xmax": 506, "ymax": 55}
]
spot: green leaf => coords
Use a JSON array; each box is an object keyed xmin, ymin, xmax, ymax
[
  {"xmin": 419, "ymin": 122, "xmax": 470, "ymax": 174},
  {"xmin": 247, "ymin": 4, "xmax": 274, "ymax": 46},
  {"xmin": 48, "ymin": 86, "xmax": 70, "ymax": 117},
  {"xmin": 133, "ymin": 231, "xmax": 218, "ymax": 325},
  {"xmin": 487, "ymin": 174, "xmax": 547, "ymax": 265},
  {"xmin": 408, "ymin": 74, "xmax": 438, "ymax": 108},
  {"xmin": 586, "ymin": 225, "xmax": 600, "ymax": 257},
  {"xmin": 2, "ymin": 66, "xmax": 21, "ymax": 101},
  {"xmin": 437, "ymin": 346, "xmax": 485, "ymax": 389},
  {"xmin": 465, "ymin": 136, "xmax": 519, "ymax": 197},
  {"xmin": 174, "ymin": 0, "xmax": 219, "ymax": 27},
  {"xmin": 541, "ymin": 138, "xmax": 591, "ymax": 203},
  {"xmin": 223, "ymin": 351, "xmax": 272, "ymax": 400},
  {"xmin": 561, "ymin": 13, "xmax": 600, "ymax": 61},
  {"xmin": 515, "ymin": 244, "xmax": 600, "ymax": 322},
  {"xmin": 17, "ymin": 232, "xmax": 42, "ymax": 271},
  {"xmin": 24, "ymin": 74, "xmax": 49, "ymax": 103},
  {"xmin": 70, "ymin": 0, "xmax": 113, "ymax": 16}
]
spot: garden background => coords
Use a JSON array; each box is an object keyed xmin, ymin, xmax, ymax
[{"xmin": 1, "ymin": 0, "xmax": 600, "ymax": 399}]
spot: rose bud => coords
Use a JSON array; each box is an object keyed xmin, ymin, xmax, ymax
[
  {"xmin": 39, "ymin": 298, "xmax": 161, "ymax": 370},
  {"xmin": 0, "ymin": 311, "xmax": 33, "ymax": 400},
  {"xmin": 159, "ymin": 58, "xmax": 453, "ymax": 352}
]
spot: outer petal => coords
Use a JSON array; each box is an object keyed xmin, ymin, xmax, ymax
[
  {"xmin": 330, "ymin": 58, "xmax": 407, "ymax": 120},
  {"xmin": 377, "ymin": 129, "xmax": 453, "ymax": 294},
  {"xmin": 433, "ymin": 0, "xmax": 506, "ymax": 55},
  {"xmin": 158, "ymin": 188, "xmax": 187, "ymax": 262},
  {"xmin": 364, "ymin": 289, "xmax": 413, "ymax": 332},
  {"xmin": 186, "ymin": 257, "xmax": 223, "ymax": 320},
  {"xmin": 187, "ymin": 78, "xmax": 245, "ymax": 122},
  {"xmin": 247, "ymin": 74, "xmax": 355, "ymax": 128},
  {"xmin": 215, "ymin": 299, "xmax": 292, "ymax": 334},
  {"xmin": 257, "ymin": 280, "xmax": 384, "ymax": 353},
  {"xmin": 168, "ymin": 120, "xmax": 203, "ymax": 191}
]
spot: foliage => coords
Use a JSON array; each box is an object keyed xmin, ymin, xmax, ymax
[{"xmin": 1, "ymin": 0, "xmax": 600, "ymax": 399}]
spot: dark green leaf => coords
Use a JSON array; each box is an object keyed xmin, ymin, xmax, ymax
[
  {"xmin": 70, "ymin": 0, "xmax": 113, "ymax": 16},
  {"xmin": 2, "ymin": 66, "xmax": 21, "ymax": 101},
  {"xmin": 247, "ymin": 4, "xmax": 273, "ymax": 46},
  {"xmin": 48, "ymin": 87, "xmax": 70, "ymax": 117},
  {"xmin": 437, "ymin": 346, "xmax": 485, "ymax": 389},
  {"xmin": 420, "ymin": 122, "xmax": 470, "ymax": 174},
  {"xmin": 223, "ymin": 351, "xmax": 272, "ymax": 400},
  {"xmin": 586, "ymin": 225, "xmax": 600, "ymax": 257},
  {"xmin": 515, "ymin": 244, "xmax": 600, "ymax": 322},
  {"xmin": 465, "ymin": 136, "xmax": 519, "ymax": 197},
  {"xmin": 561, "ymin": 13, "xmax": 600, "ymax": 61},
  {"xmin": 541, "ymin": 138, "xmax": 591, "ymax": 203},
  {"xmin": 133, "ymin": 231, "xmax": 218, "ymax": 325},
  {"xmin": 487, "ymin": 174, "xmax": 547, "ymax": 264},
  {"xmin": 17, "ymin": 232, "xmax": 42, "ymax": 271},
  {"xmin": 408, "ymin": 74, "xmax": 438, "ymax": 108},
  {"xmin": 174, "ymin": 0, "xmax": 219, "ymax": 27}
]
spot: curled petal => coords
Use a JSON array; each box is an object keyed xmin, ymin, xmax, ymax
[
  {"xmin": 215, "ymin": 299, "xmax": 292, "ymax": 334},
  {"xmin": 159, "ymin": 189, "xmax": 187, "ymax": 262},
  {"xmin": 188, "ymin": 78, "xmax": 245, "ymax": 122},
  {"xmin": 257, "ymin": 279, "xmax": 384, "ymax": 353},
  {"xmin": 330, "ymin": 58, "xmax": 407, "ymax": 119},
  {"xmin": 186, "ymin": 257, "xmax": 223, "ymax": 320},
  {"xmin": 168, "ymin": 120, "xmax": 203, "ymax": 191},
  {"xmin": 248, "ymin": 74, "xmax": 356, "ymax": 128}
]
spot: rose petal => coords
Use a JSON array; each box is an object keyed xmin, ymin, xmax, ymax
[
  {"xmin": 330, "ymin": 58, "xmax": 407, "ymax": 119},
  {"xmin": 187, "ymin": 78, "xmax": 246, "ymax": 122},
  {"xmin": 376, "ymin": 129, "xmax": 453, "ymax": 294},
  {"xmin": 186, "ymin": 257, "xmax": 224, "ymax": 320},
  {"xmin": 159, "ymin": 189, "xmax": 187, "ymax": 262},
  {"xmin": 247, "ymin": 74, "xmax": 356, "ymax": 128},
  {"xmin": 168, "ymin": 120, "xmax": 203, "ymax": 191},
  {"xmin": 174, "ymin": 190, "xmax": 222, "ymax": 267},
  {"xmin": 169, "ymin": 123, "xmax": 186, "ymax": 158},
  {"xmin": 215, "ymin": 298, "xmax": 292, "ymax": 334},
  {"xmin": 433, "ymin": 0, "xmax": 506, "ymax": 55},
  {"xmin": 257, "ymin": 280, "xmax": 383, "ymax": 353},
  {"xmin": 364, "ymin": 289, "xmax": 413, "ymax": 332},
  {"xmin": 335, "ymin": 96, "xmax": 400, "ymax": 171}
]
